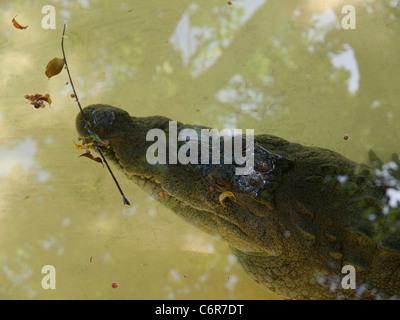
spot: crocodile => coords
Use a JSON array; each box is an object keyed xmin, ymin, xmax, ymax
[{"xmin": 76, "ymin": 104, "xmax": 400, "ymax": 300}]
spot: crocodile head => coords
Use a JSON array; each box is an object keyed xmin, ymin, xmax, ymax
[
  {"xmin": 76, "ymin": 104, "xmax": 400, "ymax": 299},
  {"xmin": 75, "ymin": 104, "xmax": 292, "ymax": 255}
]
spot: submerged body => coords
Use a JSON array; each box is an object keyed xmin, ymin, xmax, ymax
[{"xmin": 76, "ymin": 104, "xmax": 400, "ymax": 299}]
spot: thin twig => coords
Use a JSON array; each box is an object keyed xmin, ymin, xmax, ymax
[
  {"xmin": 61, "ymin": 24, "xmax": 87, "ymax": 122},
  {"xmin": 61, "ymin": 24, "xmax": 130, "ymax": 206},
  {"xmin": 94, "ymin": 142, "xmax": 131, "ymax": 206}
]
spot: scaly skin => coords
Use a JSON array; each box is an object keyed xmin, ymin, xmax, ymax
[{"xmin": 76, "ymin": 104, "xmax": 400, "ymax": 299}]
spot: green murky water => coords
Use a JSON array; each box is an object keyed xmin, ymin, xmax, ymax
[{"xmin": 0, "ymin": 0, "xmax": 399, "ymax": 299}]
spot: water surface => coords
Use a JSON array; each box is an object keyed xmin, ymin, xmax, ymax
[{"xmin": 0, "ymin": 0, "xmax": 399, "ymax": 299}]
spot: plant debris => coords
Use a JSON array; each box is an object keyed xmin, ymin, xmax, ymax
[
  {"xmin": 24, "ymin": 93, "xmax": 52, "ymax": 109},
  {"xmin": 45, "ymin": 57, "xmax": 65, "ymax": 79},
  {"xmin": 12, "ymin": 15, "xmax": 28, "ymax": 30}
]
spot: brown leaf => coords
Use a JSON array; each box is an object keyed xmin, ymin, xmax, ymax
[
  {"xmin": 79, "ymin": 153, "xmax": 104, "ymax": 167},
  {"xmin": 45, "ymin": 58, "xmax": 65, "ymax": 79},
  {"xmin": 12, "ymin": 15, "xmax": 28, "ymax": 30}
]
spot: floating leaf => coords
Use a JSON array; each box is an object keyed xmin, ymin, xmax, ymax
[
  {"xmin": 45, "ymin": 58, "xmax": 65, "ymax": 79},
  {"xmin": 219, "ymin": 191, "xmax": 237, "ymax": 207},
  {"xmin": 73, "ymin": 140, "xmax": 93, "ymax": 150},
  {"xmin": 36, "ymin": 95, "xmax": 52, "ymax": 104},
  {"xmin": 12, "ymin": 15, "xmax": 28, "ymax": 30},
  {"xmin": 24, "ymin": 93, "xmax": 51, "ymax": 109},
  {"xmin": 79, "ymin": 153, "xmax": 104, "ymax": 167}
]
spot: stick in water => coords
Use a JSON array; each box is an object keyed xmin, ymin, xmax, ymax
[{"xmin": 61, "ymin": 24, "xmax": 130, "ymax": 206}]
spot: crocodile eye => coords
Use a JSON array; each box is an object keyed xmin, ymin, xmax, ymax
[
  {"xmin": 92, "ymin": 107, "xmax": 116, "ymax": 128},
  {"xmin": 215, "ymin": 175, "xmax": 230, "ymax": 187},
  {"xmin": 207, "ymin": 169, "xmax": 232, "ymax": 190}
]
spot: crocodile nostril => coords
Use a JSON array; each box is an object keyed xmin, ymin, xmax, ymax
[{"xmin": 92, "ymin": 107, "xmax": 116, "ymax": 127}]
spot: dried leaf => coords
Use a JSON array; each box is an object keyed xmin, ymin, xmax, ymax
[
  {"xmin": 73, "ymin": 141, "xmax": 93, "ymax": 150},
  {"xmin": 36, "ymin": 95, "xmax": 52, "ymax": 104},
  {"xmin": 79, "ymin": 153, "xmax": 104, "ymax": 167},
  {"xmin": 12, "ymin": 15, "xmax": 28, "ymax": 30},
  {"xmin": 45, "ymin": 58, "xmax": 65, "ymax": 79},
  {"xmin": 24, "ymin": 93, "xmax": 52, "ymax": 109},
  {"xmin": 219, "ymin": 191, "xmax": 236, "ymax": 207}
]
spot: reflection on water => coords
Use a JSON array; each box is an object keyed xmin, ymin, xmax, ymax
[
  {"xmin": 170, "ymin": 0, "xmax": 265, "ymax": 77},
  {"xmin": 0, "ymin": 0, "xmax": 399, "ymax": 299},
  {"xmin": 328, "ymin": 43, "xmax": 359, "ymax": 94},
  {"xmin": 0, "ymin": 137, "xmax": 51, "ymax": 182}
]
